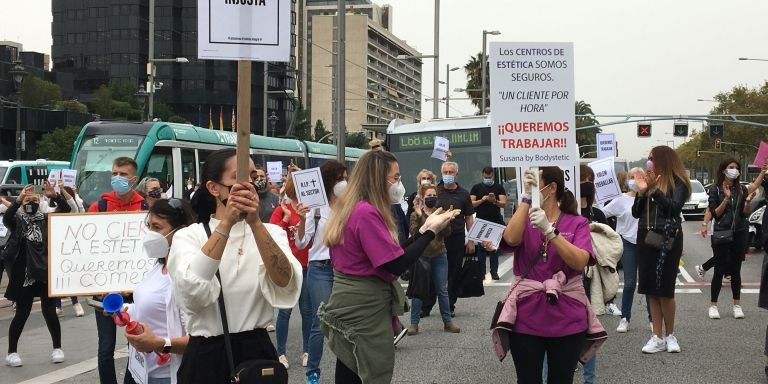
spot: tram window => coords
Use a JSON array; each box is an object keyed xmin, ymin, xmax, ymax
[
  {"xmin": 145, "ymin": 147, "xmax": 173, "ymax": 195},
  {"xmin": 181, "ymin": 149, "xmax": 196, "ymax": 194},
  {"xmin": 6, "ymin": 166, "xmax": 22, "ymax": 184}
]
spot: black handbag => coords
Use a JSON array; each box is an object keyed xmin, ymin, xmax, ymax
[
  {"xmin": 711, "ymin": 188, "xmax": 737, "ymax": 245},
  {"xmin": 203, "ymin": 223, "xmax": 288, "ymax": 384},
  {"xmin": 454, "ymin": 256, "xmax": 485, "ymax": 298},
  {"xmin": 643, "ymin": 201, "xmax": 674, "ymax": 252},
  {"xmin": 405, "ymin": 257, "xmax": 432, "ymax": 301}
]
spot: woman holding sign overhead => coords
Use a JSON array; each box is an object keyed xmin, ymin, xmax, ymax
[{"xmin": 4, "ymin": 184, "xmax": 71, "ymax": 367}]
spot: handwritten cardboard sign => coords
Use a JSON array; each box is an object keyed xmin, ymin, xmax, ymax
[
  {"xmin": 291, "ymin": 167, "xmax": 328, "ymax": 209},
  {"xmin": 48, "ymin": 212, "xmax": 154, "ymax": 297},
  {"xmin": 467, "ymin": 218, "xmax": 506, "ymax": 249},
  {"xmin": 588, "ymin": 157, "xmax": 622, "ymax": 204}
]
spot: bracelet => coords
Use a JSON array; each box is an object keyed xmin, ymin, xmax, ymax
[
  {"xmin": 701, "ymin": 222, "xmax": 708, "ymax": 226},
  {"xmin": 214, "ymin": 228, "xmax": 230, "ymax": 238},
  {"xmin": 521, "ymin": 196, "xmax": 532, "ymax": 205}
]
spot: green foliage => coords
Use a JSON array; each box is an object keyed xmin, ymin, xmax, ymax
[
  {"xmin": 345, "ymin": 132, "xmax": 369, "ymax": 149},
  {"xmin": 20, "ymin": 76, "xmax": 62, "ymax": 108},
  {"xmin": 36, "ymin": 125, "xmax": 82, "ymax": 161},
  {"xmin": 463, "ymin": 52, "xmax": 486, "ymax": 114},
  {"xmin": 54, "ymin": 99, "xmax": 88, "ymax": 113},
  {"xmin": 92, "ymin": 84, "xmax": 114, "ymax": 118},
  {"xmin": 574, "ymin": 100, "xmax": 602, "ymax": 157},
  {"xmin": 153, "ymin": 102, "xmax": 172, "ymax": 121},
  {"xmin": 109, "ymin": 81, "xmax": 139, "ymax": 108},
  {"xmin": 314, "ymin": 120, "xmax": 330, "ymax": 142},
  {"xmin": 291, "ymin": 102, "xmax": 312, "ymax": 141},
  {"xmin": 168, "ymin": 115, "xmax": 189, "ymax": 124}
]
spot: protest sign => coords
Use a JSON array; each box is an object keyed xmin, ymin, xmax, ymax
[
  {"xmin": 128, "ymin": 344, "xmax": 148, "ymax": 384},
  {"xmin": 588, "ymin": 157, "xmax": 622, "ymax": 204},
  {"xmin": 596, "ymin": 133, "xmax": 616, "ymax": 159},
  {"xmin": 489, "ymin": 42, "xmax": 577, "ymax": 169},
  {"xmin": 61, "ymin": 169, "xmax": 78, "ymax": 188},
  {"xmin": 48, "ymin": 212, "xmax": 154, "ymax": 297},
  {"xmin": 752, "ymin": 141, "xmax": 768, "ymax": 168},
  {"xmin": 431, "ymin": 136, "xmax": 450, "ymax": 161},
  {"xmin": 466, "ymin": 218, "xmax": 506, "ymax": 249},
  {"xmin": 267, "ymin": 161, "xmax": 283, "ymax": 184},
  {"xmin": 291, "ymin": 167, "xmax": 328, "ymax": 209},
  {"xmin": 197, "ymin": 0, "xmax": 291, "ymax": 62}
]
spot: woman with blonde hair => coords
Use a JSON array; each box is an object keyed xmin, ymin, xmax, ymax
[
  {"xmin": 632, "ymin": 146, "xmax": 691, "ymax": 354},
  {"xmin": 319, "ymin": 150, "xmax": 456, "ymax": 384}
]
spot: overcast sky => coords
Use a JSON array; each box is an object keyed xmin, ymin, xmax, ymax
[{"xmin": 3, "ymin": 1, "xmax": 768, "ymax": 161}]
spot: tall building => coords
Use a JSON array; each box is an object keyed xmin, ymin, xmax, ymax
[
  {"xmin": 303, "ymin": 1, "xmax": 421, "ymax": 136},
  {"xmin": 51, "ymin": 0, "xmax": 297, "ymax": 135}
]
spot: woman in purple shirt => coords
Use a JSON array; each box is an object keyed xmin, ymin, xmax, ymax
[
  {"xmin": 500, "ymin": 167, "xmax": 596, "ymax": 384},
  {"xmin": 319, "ymin": 150, "xmax": 457, "ymax": 384}
]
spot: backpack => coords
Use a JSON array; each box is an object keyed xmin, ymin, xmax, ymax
[{"xmin": 97, "ymin": 198, "xmax": 149, "ymax": 212}]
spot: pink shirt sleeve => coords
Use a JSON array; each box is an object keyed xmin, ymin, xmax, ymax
[{"xmin": 354, "ymin": 203, "xmax": 404, "ymax": 268}]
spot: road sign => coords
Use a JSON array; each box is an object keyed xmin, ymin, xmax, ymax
[
  {"xmin": 714, "ymin": 138, "xmax": 722, "ymax": 150},
  {"xmin": 673, "ymin": 122, "xmax": 689, "ymax": 137},
  {"xmin": 637, "ymin": 123, "xmax": 651, "ymax": 137},
  {"xmin": 709, "ymin": 123, "xmax": 724, "ymax": 138}
]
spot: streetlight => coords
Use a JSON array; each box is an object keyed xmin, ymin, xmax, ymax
[
  {"xmin": 263, "ymin": 88, "xmax": 294, "ymax": 136},
  {"xmin": 697, "ymin": 98, "xmax": 718, "ymax": 102},
  {"xmin": 268, "ymin": 112, "xmax": 279, "ymax": 137},
  {"xmin": 445, "ymin": 65, "xmax": 459, "ymax": 118},
  {"xmin": 135, "ymin": 84, "xmax": 148, "ymax": 122},
  {"xmin": 738, "ymin": 57, "xmax": 768, "ymax": 62},
  {"xmin": 146, "ymin": 57, "xmax": 188, "ymax": 120},
  {"xmin": 9, "ymin": 61, "xmax": 27, "ymax": 159},
  {"xmin": 481, "ymin": 30, "xmax": 501, "ymax": 115}
]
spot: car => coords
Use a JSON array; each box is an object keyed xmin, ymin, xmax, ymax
[{"xmin": 682, "ymin": 179, "xmax": 708, "ymax": 219}]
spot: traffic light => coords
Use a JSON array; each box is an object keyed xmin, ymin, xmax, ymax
[
  {"xmin": 673, "ymin": 122, "xmax": 688, "ymax": 137},
  {"xmin": 637, "ymin": 123, "xmax": 652, "ymax": 137},
  {"xmin": 709, "ymin": 123, "xmax": 724, "ymax": 138},
  {"xmin": 714, "ymin": 138, "xmax": 722, "ymax": 150}
]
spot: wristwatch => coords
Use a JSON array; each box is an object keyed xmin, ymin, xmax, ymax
[
  {"xmin": 161, "ymin": 338, "xmax": 172, "ymax": 354},
  {"xmin": 546, "ymin": 228, "xmax": 560, "ymax": 241}
]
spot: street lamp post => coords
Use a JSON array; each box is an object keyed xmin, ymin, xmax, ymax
[
  {"xmin": 135, "ymin": 84, "xmax": 149, "ymax": 122},
  {"xmin": 9, "ymin": 61, "xmax": 27, "ymax": 159},
  {"xmin": 738, "ymin": 57, "xmax": 768, "ymax": 62},
  {"xmin": 263, "ymin": 88, "xmax": 294, "ymax": 136},
  {"xmin": 445, "ymin": 64, "xmax": 459, "ymax": 118},
  {"xmin": 433, "ymin": 0, "xmax": 440, "ymax": 120},
  {"xmin": 481, "ymin": 30, "xmax": 501, "ymax": 115},
  {"xmin": 268, "ymin": 112, "xmax": 279, "ymax": 137}
]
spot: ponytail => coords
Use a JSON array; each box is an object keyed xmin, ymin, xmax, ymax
[
  {"xmin": 540, "ymin": 166, "xmax": 579, "ymax": 216},
  {"xmin": 559, "ymin": 188, "xmax": 579, "ymax": 216}
]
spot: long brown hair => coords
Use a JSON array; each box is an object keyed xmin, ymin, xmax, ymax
[
  {"xmin": 650, "ymin": 146, "xmax": 691, "ymax": 200},
  {"xmin": 325, "ymin": 150, "xmax": 399, "ymax": 246}
]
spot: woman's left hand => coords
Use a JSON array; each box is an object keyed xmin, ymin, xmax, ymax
[
  {"xmin": 230, "ymin": 181, "xmax": 262, "ymax": 225},
  {"xmin": 125, "ymin": 323, "xmax": 163, "ymax": 353}
]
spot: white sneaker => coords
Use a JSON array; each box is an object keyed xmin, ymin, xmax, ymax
[
  {"xmin": 605, "ymin": 303, "xmax": 622, "ymax": 317},
  {"xmin": 278, "ymin": 354, "xmax": 289, "ymax": 369},
  {"xmin": 616, "ymin": 318, "xmax": 629, "ymax": 333},
  {"xmin": 266, "ymin": 324, "xmax": 276, "ymax": 332},
  {"xmin": 73, "ymin": 303, "xmax": 85, "ymax": 317},
  {"xmin": 5, "ymin": 353, "xmax": 22, "ymax": 367},
  {"xmin": 642, "ymin": 335, "xmax": 667, "ymax": 354},
  {"xmin": 56, "ymin": 307, "xmax": 63, "ymax": 317},
  {"xmin": 665, "ymin": 335, "xmax": 681, "ymax": 353},
  {"xmin": 723, "ymin": 275, "xmax": 731, "ymax": 282},
  {"xmin": 695, "ymin": 265, "xmax": 706, "ymax": 278},
  {"xmin": 51, "ymin": 349, "xmax": 65, "ymax": 363},
  {"xmin": 733, "ymin": 305, "xmax": 745, "ymax": 319},
  {"xmin": 301, "ymin": 352, "xmax": 309, "ymax": 367},
  {"xmin": 708, "ymin": 305, "xmax": 720, "ymax": 319}
]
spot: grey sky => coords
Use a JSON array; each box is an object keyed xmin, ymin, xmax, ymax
[{"xmin": 3, "ymin": 1, "xmax": 768, "ymax": 161}]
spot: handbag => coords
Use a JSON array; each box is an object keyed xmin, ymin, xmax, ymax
[
  {"xmin": 203, "ymin": 223, "xmax": 288, "ymax": 384},
  {"xmin": 454, "ymin": 256, "xmax": 485, "ymax": 298},
  {"xmin": 711, "ymin": 187, "xmax": 736, "ymax": 245},
  {"xmin": 643, "ymin": 199, "xmax": 673, "ymax": 252},
  {"xmin": 405, "ymin": 257, "xmax": 432, "ymax": 300}
]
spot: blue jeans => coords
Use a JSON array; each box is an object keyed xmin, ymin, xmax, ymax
[
  {"xmin": 276, "ymin": 269, "xmax": 311, "ymax": 356},
  {"xmin": 305, "ymin": 260, "xmax": 334, "ymax": 377},
  {"xmin": 476, "ymin": 246, "xmax": 499, "ymax": 275},
  {"xmin": 410, "ymin": 254, "xmax": 452, "ymax": 325},
  {"xmin": 96, "ymin": 311, "xmax": 117, "ymax": 384},
  {"xmin": 620, "ymin": 238, "xmax": 638, "ymax": 321}
]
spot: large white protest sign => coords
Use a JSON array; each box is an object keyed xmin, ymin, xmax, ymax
[
  {"xmin": 596, "ymin": 133, "xmax": 616, "ymax": 159},
  {"xmin": 197, "ymin": 0, "xmax": 291, "ymax": 62},
  {"xmin": 431, "ymin": 136, "xmax": 450, "ymax": 161},
  {"xmin": 291, "ymin": 167, "xmax": 328, "ymax": 209},
  {"xmin": 48, "ymin": 212, "xmax": 154, "ymax": 297},
  {"xmin": 489, "ymin": 42, "xmax": 577, "ymax": 168},
  {"xmin": 266, "ymin": 161, "xmax": 283, "ymax": 184},
  {"xmin": 467, "ymin": 218, "xmax": 506, "ymax": 249},
  {"xmin": 588, "ymin": 157, "xmax": 622, "ymax": 204}
]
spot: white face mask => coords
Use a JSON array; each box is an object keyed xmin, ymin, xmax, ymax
[
  {"xmin": 333, "ymin": 180, "xmax": 348, "ymax": 197},
  {"xmin": 142, "ymin": 229, "xmax": 176, "ymax": 259},
  {"xmin": 420, "ymin": 179, "xmax": 432, "ymax": 186},
  {"xmin": 725, "ymin": 168, "xmax": 740, "ymax": 180},
  {"xmin": 539, "ymin": 184, "xmax": 553, "ymax": 204},
  {"xmin": 627, "ymin": 179, "xmax": 639, "ymax": 192},
  {"xmin": 389, "ymin": 180, "xmax": 406, "ymax": 204}
]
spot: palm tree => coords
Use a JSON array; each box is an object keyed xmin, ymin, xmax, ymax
[
  {"xmin": 575, "ymin": 100, "xmax": 602, "ymax": 157},
  {"xmin": 463, "ymin": 52, "xmax": 486, "ymax": 114}
]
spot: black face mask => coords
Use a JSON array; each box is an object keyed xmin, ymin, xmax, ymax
[
  {"xmin": 218, "ymin": 183, "xmax": 233, "ymax": 206},
  {"xmin": 424, "ymin": 196, "xmax": 438, "ymax": 208},
  {"xmin": 580, "ymin": 182, "xmax": 595, "ymax": 199},
  {"xmin": 24, "ymin": 202, "xmax": 40, "ymax": 215}
]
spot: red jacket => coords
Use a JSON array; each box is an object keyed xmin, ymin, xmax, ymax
[
  {"xmin": 87, "ymin": 191, "xmax": 147, "ymax": 212},
  {"xmin": 269, "ymin": 203, "xmax": 309, "ymax": 268}
]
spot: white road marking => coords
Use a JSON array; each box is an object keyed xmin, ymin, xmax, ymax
[{"xmin": 18, "ymin": 348, "xmax": 129, "ymax": 384}]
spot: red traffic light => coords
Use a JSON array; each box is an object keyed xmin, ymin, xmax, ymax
[
  {"xmin": 714, "ymin": 138, "xmax": 722, "ymax": 150},
  {"xmin": 637, "ymin": 123, "xmax": 652, "ymax": 137}
]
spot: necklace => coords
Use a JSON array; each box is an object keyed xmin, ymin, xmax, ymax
[{"xmin": 236, "ymin": 223, "xmax": 247, "ymax": 272}]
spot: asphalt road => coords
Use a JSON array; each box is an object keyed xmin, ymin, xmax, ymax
[{"xmin": 1, "ymin": 219, "xmax": 767, "ymax": 384}]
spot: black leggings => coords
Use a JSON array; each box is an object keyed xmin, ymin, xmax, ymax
[
  {"xmin": 508, "ymin": 331, "xmax": 585, "ymax": 384},
  {"xmin": 8, "ymin": 282, "xmax": 61, "ymax": 353},
  {"xmin": 335, "ymin": 359, "xmax": 362, "ymax": 384},
  {"xmin": 711, "ymin": 231, "xmax": 746, "ymax": 302}
]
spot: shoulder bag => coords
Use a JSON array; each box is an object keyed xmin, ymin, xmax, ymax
[
  {"xmin": 711, "ymin": 187, "xmax": 736, "ymax": 245},
  {"xmin": 643, "ymin": 197, "xmax": 673, "ymax": 252},
  {"xmin": 203, "ymin": 223, "xmax": 288, "ymax": 384}
]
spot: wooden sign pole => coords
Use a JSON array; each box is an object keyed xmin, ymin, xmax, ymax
[{"xmin": 236, "ymin": 60, "xmax": 252, "ymax": 182}]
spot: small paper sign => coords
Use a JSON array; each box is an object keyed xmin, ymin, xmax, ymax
[
  {"xmin": 61, "ymin": 169, "xmax": 78, "ymax": 188},
  {"xmin": 48, "ymin": 170, "xmax": 61, "ymax": 193},
  {"xmin": 267, "ymin": 161, "xmax": 283, "ymax": 184},
  {"xmin": 431, "ymin": 136, "xmax": 450, "ymax": 161},
  {"xmin": 291, "ymin": 167, "xmax": 328, "ymax": 209},
  {"xmin": 466, "ymin": 218, "xmax": 506, "ymax": 249},
  {"xmin": 752, "ymin": 141, "xmax": 768, "ymax": 168},
  {"xmin": 588, "ymin": 157, "xmax": 622, "ymax": 204}
]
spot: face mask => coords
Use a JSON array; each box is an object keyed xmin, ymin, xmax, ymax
[
  {"xmin": 218, "ymin": 183, "xmax": 233, "ymax": 206},
  {"xmin": 389, "ymin": 180, "xmax": 406, "ymax": 204},
  {"xmin": 111, "ymin": 175, "xmax": 132, "ymax": 194},
  {"xmin": 646, "ymin": 160, "xmax": 654, "ymax": 172},
  {"xmin": 420, "ymin": 179, "xmax": 432, "ymax": 186},
  {"xmin": 579, "ymin": 182, "xmax": 595, "ymax": 199},
  {"xmin": 539, "ymin": 184, "xmax": 553, "ymax": 204},
  {"xmin": 254, "ymin": 179, "xmax": 268, "ymax": 191},
  {"xmin": 442, "ymin": 175, "xmax": 455, "ymax": 185},
  {"xmin": 424, "ymin": 196, "xmax": 438, "ymax": 208},
  {"xmin": 333, "ymin": 180, "xmax": 348, "ymax": 197},
  {"xmin": 24, "ymin": 202, "xmax": 39, "ymax": 215},
  {"xmin": 483, "ymin": 178, "xmax": 493, "ymax": 186},
  {"xmin": 627, "ymin": 179, "xmax": 639, "ymax": 192},
  {"xmin": 147, "ymin": 188, "xmax": 162, "ymax": 199},
  {"xmin": 187, "ymin": 183, "xmax": 193, "ymax": 189},
  {"xmin": 725, "ymin": 168, "xmax": 740, "ymax": 180},
  {"xmin": 142, "ymin": 229, "xmax": 176, "ymax": 258}
]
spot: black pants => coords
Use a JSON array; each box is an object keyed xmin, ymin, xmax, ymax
[
  {"xmin": 711, "ymin": 231, "xmax": 747, "ymax": 302},
  {"xmin": 508, "ymin": 331, "xmax": 585, "ymax": 384},
  {"xmin": 8, "ymin": 282, "xmax": 61, "ymax": 353},
  {"xmin": 335, "ymin": 359, "xmax": 362, "ymax": 384},
  {"xmin": 445, "ymin": 233, "xmax": 466, "ymax": 310}
]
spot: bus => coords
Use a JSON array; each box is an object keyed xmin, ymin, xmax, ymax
[{"xmin": 70, "ymin": 121, "xmax": 365, "ymax": 207}]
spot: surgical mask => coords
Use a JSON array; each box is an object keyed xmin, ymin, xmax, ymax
[
  {"xmin": 142, "ymin": 229, "xmax": 176, "ymax": 258},
  {"xmin": 483, "ymin": 178, "xmax": 493, "ymax": 186},
  {"xmin": 627, "ymin": 179, "xmax": 639, "ymax": 192},
  {"xmin": 424, "ymin": 196, "xmax": 438, "ymax": 208},
  {"xmin": 111, "ymin": 175, "xmax": 132, "ymax": 194},
  {"xmin": 147, "ymin": 188, "xmax": 162, "ymax": 199},
  {"xmin": 539, "ymin": 184, "xmax": 553, "ymax": 204},
  {"xmin": 389, "ymin": 180, "xmax": 406, "ymax": 204},
  {"xmin": 333, "ymin": 180, "xmax": 348, "ymax": 197},
  {"xmin": 646, "ymin": 160, "xmax": 654, "ymax": 172},
  {"xmin": 420, "ymin": 179, "xmax": 432, "ymax": 186},
  {"xmin": 442, "ymin": 175, "xmax": 455, "ymax": 185},
  {"xmin": 580, "ymin": 182, "xmax": 595, "ymax": 199},
  {"xmin": 24, "ymin": 202, "xmax": 39, "ymax": 215},
  {"xmin": 254, "ymin": 179, "xmax": 268, "ymax": 191},
  {"xmin": 725, "ymin": 169, "xmax": 740, "ymax": 180}
]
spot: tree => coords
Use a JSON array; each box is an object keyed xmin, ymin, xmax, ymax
[
  {"xmin": 153, "ymin": 101, "xmax": 173, "ymax": 121},
  {"xmin": 463, "ymin": 52, "xmax": 486, "ymax": 114},
  {"xmin": 168, "ymin": 115, "xmax": 189, "ymax": 124},
  {"xmin": 54, "ymin": 99, "xmax": 88, "ymax": 113},
  {"xmin": 291, "ymin": 102, "xmax": 313, "ymax": 141},
  {"xmin": 92, "ymin": 84, "xmax": 114, "ymax": 118},
  {"xmin": 20, "ymin": 76, "xmax": 62, "ymax": 108},
  {"xmin": 345, "ymin": 132, "xmax": 369, "ymax": 149},
  {"xmin": 109, "ymin": 81, "xmax": 139, "ymax": 108},
  {"xmin": 36, "ymin": 125, "xmax": 82, "ymax": 161},
  {"xmin": 314, "ymin": 120, "xmax": 330, "ymax": 142},
  {"xmin": 575, "ymin": 100, "xmax": 602, "ymax": 157}
]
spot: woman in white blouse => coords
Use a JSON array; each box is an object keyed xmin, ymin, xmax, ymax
[{"xmin": 168, "ymin": 148, "xmax": 302, "ymax": 383}]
